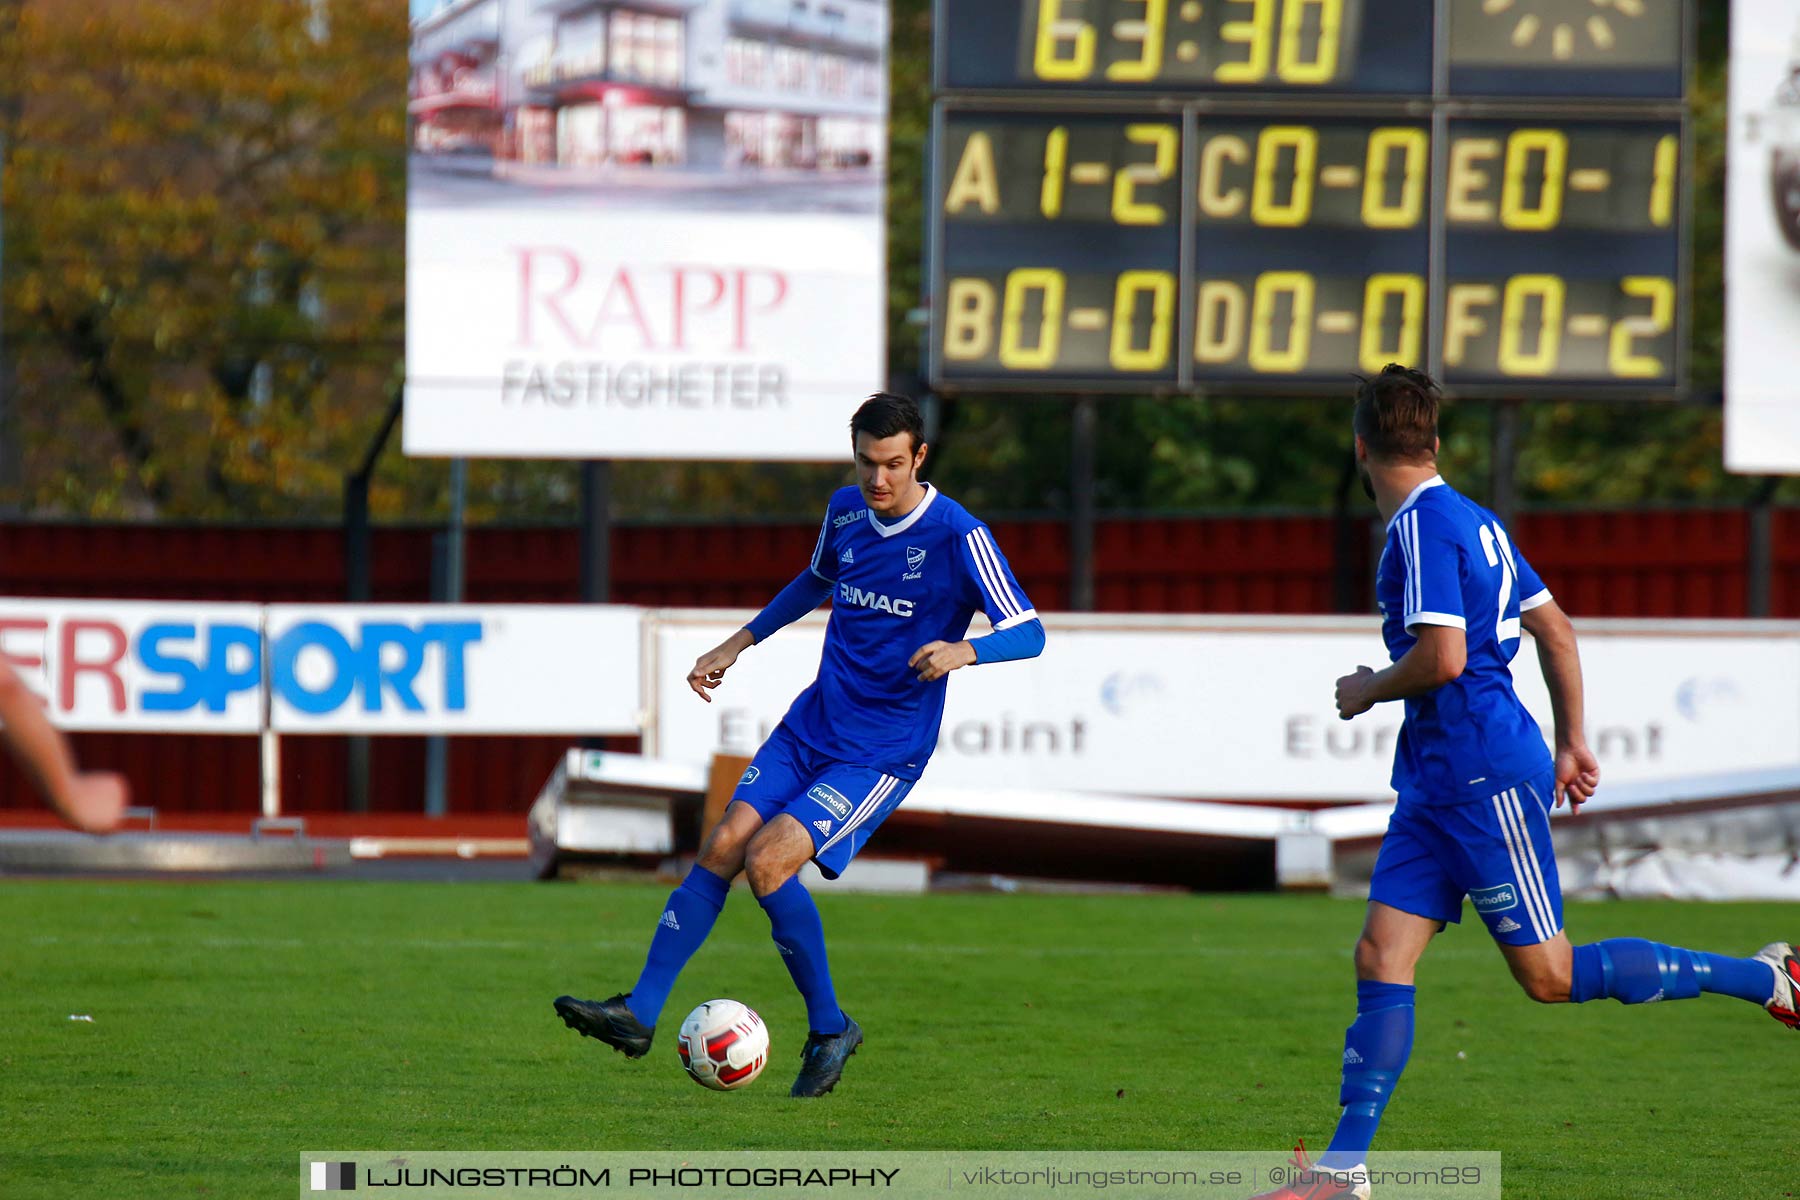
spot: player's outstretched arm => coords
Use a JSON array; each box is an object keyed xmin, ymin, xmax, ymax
[
  {"xmin": 688, "ymin": 628, "xmax": 756, "ymax": 703},
  {"xmin": 0, "ymin": 656, "xmax": 127, "ymax": 832},
  {"xmin": 1521, "ymin": 598, "xmax": 1600, "ymax": 810},
  {"xmin": 689, "ymin": 568, "xmax": 835, "ymax": 702},
  {"xmin": 1334, "ymin": 624, "xmax": 1466, "ymax": 719}
]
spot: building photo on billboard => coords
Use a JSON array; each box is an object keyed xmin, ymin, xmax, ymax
[
  {"xmin": 1727, "ymin": 0, "xmax": 1800, "ymax": 471},
  {"xmin": 407, "ymin": 0, "xmax": 887, "ymax": 213}
]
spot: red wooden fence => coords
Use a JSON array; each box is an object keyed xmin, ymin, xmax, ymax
[{"xmin": 1, "ymin": 507, "xmax": 1793, "ymax": 816}]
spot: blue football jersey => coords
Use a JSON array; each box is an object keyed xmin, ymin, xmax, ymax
[
  {"xmin": 777, "ymin": 484, "xmax": 1038, "ymax": 780},
  {"xmin": 1377, "ymin": 477, "xmax": 1553, "ymax": 806}
]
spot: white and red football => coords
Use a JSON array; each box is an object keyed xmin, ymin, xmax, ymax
[{"xmin": 676, "ymin": 999, "xmax": 770, "ymax": 1091}]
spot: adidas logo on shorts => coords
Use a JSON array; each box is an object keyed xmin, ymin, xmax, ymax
[
  {"xmin": 1494, "ymin": 917, "xmax": 1522, "ymax": 934},
  {"xmin": 814, "ymin": 819, "xmax": 833, "ymax": 835}
]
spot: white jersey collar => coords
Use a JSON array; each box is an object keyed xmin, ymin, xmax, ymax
[
  {"xmin": 1386, "ymin": 475, "xmax": 1445, "ymax": 532},
  {"xmin": 868, "ymin": 483, "xmax": 937, "ymax": 539}
]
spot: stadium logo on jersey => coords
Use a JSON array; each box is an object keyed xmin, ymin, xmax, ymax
[
  {"xmin": 1468, "ymin": 883, "xmax": 1519, "ymax": 914},
  {"xmin": 840, "ymin": 546, "xmax": 855, "ymax": 565},
  {"xmin": 903, "ymin": 546, "xmax": 927, "ymax": 580},
  {"xmin": 834, "ymin": 509, "xmax": 866, "ymax": 528},
  {"xmin": 1493, "ymin": 916, "xmax": 1522, "ymax": 934},
  {"xmin": 837, "ymin": 582, "xmax": 916, "ymax": 618},
  {"xmin": 807, "ymin": 784, "xmax": 853, "ymax": 820},
  {"xmin": 813, "ymin": 819, "xmax": 833, "ymax": 835},
  {"xmin": 739, "ymin": 766, "xmax": 760, "ymax": 787}
]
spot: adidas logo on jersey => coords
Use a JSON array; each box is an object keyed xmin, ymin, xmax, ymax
[
  {"xmin": 814, "ymin": 819, "xmax": 833, "ymax": 835},
  {"xmin": 660, "ymin": 909, "xmax": 680, "ymax": 931},
  {"xmin": 840, "ymin": 546, "xmax": 854, "ymax": 564},
  {"xmin": 1343, "ymin": 1047, "xmax": 1363, "ymax": 1065}
]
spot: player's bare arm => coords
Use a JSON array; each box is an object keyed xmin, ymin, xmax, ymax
[
  {"xmin": 0, "ymin": 656, "xmax": 128, "ymax": 833},
  {"xmin": 908, "ymin": 639, "xmax": 976, "ymax": 682},
  {"xmin": 688, "ymin": 628, "xmax": 756, "ymax": 703},
  {"xmin": 1521, "ymin": 599, "xmax": 1601, "ymax": 811},
  {"xmin": 1334, "ymin": 625, "xmax": 1466, "ymax": 719}
]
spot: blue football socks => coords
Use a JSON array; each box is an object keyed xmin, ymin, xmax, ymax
[
  {"xmin": 627, "ymin": 865, "xmax": 731, "ymax": 1026},
  {"xmin": 758, "ymin": 876, "xmax": 847, "ymax": 1035},
  {"xmin": 1569, "ymin": 939, "xmax": 1776, "ymax": 1005},
  {"xmin": 1319, "ymin": 980, "xmax": 1416, "ymax": 1171}
]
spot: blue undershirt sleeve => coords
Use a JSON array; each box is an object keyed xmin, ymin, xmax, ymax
[
  {"xmin": 970, "ymin": 617, "xmax": 1045, "ymax": 665},
  {"xmin": 745, "ymin": 569, "xmax": 834, "ymax": 644}
]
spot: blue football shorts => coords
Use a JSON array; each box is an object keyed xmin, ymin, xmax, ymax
[
  {"xmin": 1367, "ymin": 770, "xmax": 1564, "ymax": 947},
  {"xmin": 729, "ymin": 723, "xmax": 916, "ymax": 880}
]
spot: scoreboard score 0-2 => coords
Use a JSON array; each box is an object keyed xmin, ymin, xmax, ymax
[{"xmin": 927, "ymin": 0, "xmax": 1691, "ymax": 397}]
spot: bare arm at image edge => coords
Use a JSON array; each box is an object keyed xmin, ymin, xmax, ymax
[
  {"xmin": 0, "ymin": 656, "xmax": 127, "ymax": 832},
  {"xmin": 1521, "ymin": 597, "xmax": 1600, "ymax": 811}
]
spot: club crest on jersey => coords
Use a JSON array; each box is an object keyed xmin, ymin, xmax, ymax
[
  {"xmin": 1468, "ymin": 883, "xmax": 1519, "ymax": 914},
  {"xmin": 738, "ymin": 766, "xmax": 760, "ymax": 787},
  {"xmin": 838, "ymin": 581, "xmax": 915, "ymax": 617},
  {"xmin": 807, "ymin": 784, "xmax": 853, "ymax": 820},
  {"xmin": 903, "ymin": 546, "xmax": 926, "ymax": 580}
]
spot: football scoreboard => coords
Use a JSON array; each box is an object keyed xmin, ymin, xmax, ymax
[{"xmin": 928, "ymin": 0, "xmax": 1691, "ymax": 396}]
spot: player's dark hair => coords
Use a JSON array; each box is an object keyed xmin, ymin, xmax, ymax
[
  {"xmin": 1352, "ymin": 364, "xmax": 1440, "ymax": 465},
  {"xmin": 850, "ymin": 392, "xmax": 925, "ymax": 455}
]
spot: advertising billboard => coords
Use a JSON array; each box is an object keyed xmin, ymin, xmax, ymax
[
  {"xmin": 0, "ymin": 601, "xmax": 267, "ymax": 733},
  {"xmin": 0, "ymin": 601, "xmax": 642, "ymax": 736},
  {"xmin": 650, "ymin": 613, "xmax": 1800, "ymax": 802},
  {"xmin": 264, "ymin": 604, "xmax": 642, "ymax": 734},
  {"xmin": 1726, "ymin": 0, "xmax": 1800, "ymax": 470},
  {"xmin": 403, "ymin": 0, "xmax": 890, "ymax": 460}
]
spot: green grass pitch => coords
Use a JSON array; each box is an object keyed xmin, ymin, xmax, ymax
[{"xmin": 1, "ymin": 880, "xmax": 1794, "ymax": 1199}]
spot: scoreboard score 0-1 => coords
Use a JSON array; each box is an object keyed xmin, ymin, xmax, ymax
[{"xmin": 927, "ymin": 0, "xmax": 1691, "ymax": 397}]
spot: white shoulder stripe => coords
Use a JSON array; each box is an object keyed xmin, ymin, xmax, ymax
[
  {"xmin": 810, "ymin": 512, "xmax": 830, "ymax": 577},
  {"xmin": 1406, "ymin": 511, "xmax": 1422, "ymax": 615},
  {"xmin": 1396, "ymin": 514, "xmax": 1416, "ymax": 614},
  {"xmin": 973, "ymin": 527, "xmax": 1026, "ymax": 617},
  {"xmin": 964, "ymin": 530, "xmax": 1021, "ymax": 619}
]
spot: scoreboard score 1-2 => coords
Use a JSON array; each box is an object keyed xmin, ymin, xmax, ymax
[{"xmin": 927, "ymin": 0, "xmax": 1691, "ymax": 397}]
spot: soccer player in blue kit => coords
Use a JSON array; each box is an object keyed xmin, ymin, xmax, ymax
[
  {"xmin": 1254, "ymin": 366, "xmax": 1799, "ymax": 1200},
  {"xmin": 554, "ymin": 393, "xmax": 1046, "ymax": 1097}
]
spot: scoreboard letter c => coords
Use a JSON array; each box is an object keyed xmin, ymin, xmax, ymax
[{"xmin": 1198, "ymin": 135, "xmax": 1250, "ymax": 219}]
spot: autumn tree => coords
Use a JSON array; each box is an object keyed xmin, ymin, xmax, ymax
[{"xmin": 1, "ymin": 0, "xmax": 407, "ymax": 517}]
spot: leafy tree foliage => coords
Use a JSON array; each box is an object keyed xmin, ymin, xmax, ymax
[{"xmin": 0, "ymin": 0, "xmax": 1777, "ymax": 521}]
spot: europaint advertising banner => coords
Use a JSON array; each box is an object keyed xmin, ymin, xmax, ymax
[
  {"xmin": 650, "ymin": 614, "xmax": 1800, "ymax": 802},
  {"xmin": 1726, "ymin": 0, "xmax": 1800, "ymax": 471},
  {"xmin": 403, "ymin": 0, "xmax": 889, "ymax": 460}
]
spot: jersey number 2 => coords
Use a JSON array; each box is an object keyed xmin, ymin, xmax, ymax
[{"xmin": 1477, "ymin": 524, "xmax": 1521, "ymax": 647}]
